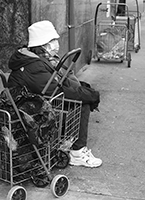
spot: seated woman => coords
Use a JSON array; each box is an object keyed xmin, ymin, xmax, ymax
[{"xmin": 8, "ymin": 20, "xmax": 102, "ymax": 168}]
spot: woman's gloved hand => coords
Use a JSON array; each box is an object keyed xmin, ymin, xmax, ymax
[{"xmin": 90, "ymin": 101, "xmax": 100, "ymax": 112}]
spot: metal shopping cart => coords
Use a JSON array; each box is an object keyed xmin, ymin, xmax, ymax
[
  {"xmin": 93, "ymin": 2, "xmax": 131, "ymax": 67},
  {"xmin": 0, "ymin": 48, "xmax": 82, "ymax": 199}
]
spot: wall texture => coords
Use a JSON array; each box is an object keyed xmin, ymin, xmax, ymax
[{"xmin": 0, "ymin": 0, "xmax": 30, "ymax": 72}]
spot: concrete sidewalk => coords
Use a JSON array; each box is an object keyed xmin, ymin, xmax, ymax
[{"xmin": 0, "ymin": 12, "xmax": 145, "ymax": 200}]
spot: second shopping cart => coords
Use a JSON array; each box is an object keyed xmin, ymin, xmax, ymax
[{"xmin": 93, "ymin": 2, "xmax": 131, "ymax": 67}]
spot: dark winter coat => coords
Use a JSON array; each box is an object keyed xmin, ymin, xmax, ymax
[{"xmin": 8, "ymin": 48, "xmax": 100, "ymax": 110}]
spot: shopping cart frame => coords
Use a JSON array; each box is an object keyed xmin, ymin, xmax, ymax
[
  {"xmin": 0, "ymin": 48, "xmax": 82, "ymax": 199},
  {"xmin": 93, "ymin": 2, "xmax": 132, "ymax": 68}
]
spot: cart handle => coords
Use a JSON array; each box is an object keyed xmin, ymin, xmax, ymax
[
  {"xmin": 94, "ymin": 3, "xmax": 102, "ymax": 26},
  {"xmin": 55, "ymin": 48, "xmax": 81, "ymax": 72},
  {"xmin": 42, "ymin": 48, "xmax": 81, "ymax": 95},
  {"xmin": 94, "ymin": 2, "xmax": 130, "ymax": 25}
]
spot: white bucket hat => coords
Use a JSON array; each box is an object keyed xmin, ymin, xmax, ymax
[{"xmin": 28, "ymin": 20, "xmax": 60, "ymax": 47}]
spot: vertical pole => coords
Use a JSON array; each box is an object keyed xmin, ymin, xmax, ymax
[
  {"xmin": 28, "ymin": 0, "xmax": 32, "ymax": 25},
  {"xmin": 107, "ymin": 0, "xmax": 111, "ymax": 18},
  {"xmin": 135, "ymin": 0, "xmax": 141, "ymax": 49},
  {"xmin": 68, "ymin": 0, "xmax": 76, "ymax": 70}
]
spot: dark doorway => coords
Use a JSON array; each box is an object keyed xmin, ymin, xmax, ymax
[{"xmin": 116, "ymin": 0, "xmax": 126, "ymax": 16}]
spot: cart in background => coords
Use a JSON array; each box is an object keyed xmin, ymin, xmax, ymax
[{"xmin": 93, "ymin": 2, "xmax": 131, "ymax": 67}]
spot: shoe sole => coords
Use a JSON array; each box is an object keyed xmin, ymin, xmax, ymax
[{"xmin": 69, "ymin": 161, "xmax": 102, "ymax": 168}]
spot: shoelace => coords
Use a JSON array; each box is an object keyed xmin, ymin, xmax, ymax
[{"xmin": 82, "ymin": 147, "xmax": 93, "ymax": 158}]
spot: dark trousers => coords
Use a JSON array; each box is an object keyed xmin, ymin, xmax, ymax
[{"xmin": 72, "ymin": 104, "xmax": 90, "ymax": 150}]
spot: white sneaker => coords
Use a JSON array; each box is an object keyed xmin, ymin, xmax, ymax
[{"xmin": 69, "ymin": 147, "xmax": 102, "ymax": 168}]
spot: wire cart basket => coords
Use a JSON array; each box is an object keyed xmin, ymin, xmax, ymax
[
  {"xmin": 0, "ymin": 48, "xmax": 82, "ymax": 199},
  {"xmin": 93, "ymin": 2, "xmax": 132, "ymax": 68}
]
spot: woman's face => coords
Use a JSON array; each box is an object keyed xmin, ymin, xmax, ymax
[{"xmin": 43, "ymin": 39, "xmax": 59, "ymax": 56}]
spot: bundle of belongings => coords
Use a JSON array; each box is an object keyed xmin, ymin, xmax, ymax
[{"xmin": 0, "ymin": 86, "xmax": 58, "ymax": 183}]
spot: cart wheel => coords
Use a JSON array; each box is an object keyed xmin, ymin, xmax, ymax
[
  {"xmin": 55, "ymin": 150, "xmax": 70, "ymax": 169},
  {"xmin": 7, "ymin": 186, "xmax": 27, "ymax": 200},
  {"xmin": 31, "ymin": 172, "xmax": 50, "ymax": 188},
  {"xmin": 50, "ymin": 174, "xmax": 70, "ymax": 198},
  {"xmin": 127, "ymin": 52, "xmax": 131, "ymax": 68},
  {"xmin": 86, "ymin": 50, "xmax": 92, "ymax": 65},
  {"xmin": 135, "ymin": 45, "xmax": 140, "ymax": 53}
]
